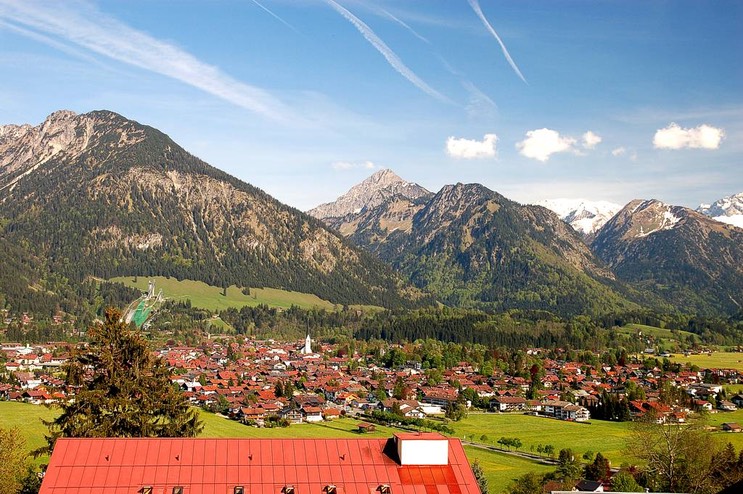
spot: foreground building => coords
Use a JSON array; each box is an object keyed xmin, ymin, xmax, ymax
[{"xmin": 39, "ymin": 433, "xmax": 480, "ymax": 494}]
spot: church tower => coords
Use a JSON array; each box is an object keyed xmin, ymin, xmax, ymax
[{"xmin": 302, "ymin": 333, "xmax": 312, "ymax": 354}]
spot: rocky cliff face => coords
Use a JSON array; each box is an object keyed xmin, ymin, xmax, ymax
[
  {"xmin": 592, "ymin": 199, "xmax": 743, "ymax": 314},
  {"xmin": 0, "ymin": 110, "xmax": 427, "ymax": 308}
]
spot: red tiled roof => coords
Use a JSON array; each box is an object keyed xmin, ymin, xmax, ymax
[{"xmin": 40, "ymin": 437, "xmax": 480, "ymax": 494}]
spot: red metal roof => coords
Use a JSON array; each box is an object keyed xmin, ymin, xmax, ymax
[{"xmin": 40, "ymin": 436, "xmax": 479, "ymax": 494}]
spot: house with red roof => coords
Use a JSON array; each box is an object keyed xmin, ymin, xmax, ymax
[{"xmin": 39, "ymin": 433, "xmax": 481, "ymax": 494}]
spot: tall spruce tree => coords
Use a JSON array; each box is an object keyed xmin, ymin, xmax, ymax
[{"xmin": 41, "ymin": 308, "xmax": 202, "ymax": 453}]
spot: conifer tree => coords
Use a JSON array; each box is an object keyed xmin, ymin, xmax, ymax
[
  {"xmin": 0, "ymin": 426, "xmax": 29, "ymax": 494},
  {"xmin": 41, "ymin": 308, "xmax": 202, "ymax": 453}
]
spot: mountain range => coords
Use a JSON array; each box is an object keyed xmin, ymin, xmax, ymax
[
  {"xmin": 308, "ymin": 170, "xmax": 642, "ymax": 316},
  {"xmin": 534, "ymin": 199, "xmax": 621, "ymax": 242},
  {"xmin": 697, "ymin": 192, "xmax": 743, "ymax": 229},
  {"xmin": 0, "ymin": 110, "xmax": 428, "ymax": 315},
  {"xmin": 309, "ymin": 169, "xmax": 743, "ymax": 316},
  {"xmin": 592, "ymin": 199, "xmax": 743, "ymax": 314},
  {"xmin": 1, "ymin": 110, "xmax": 741, "ymax": 321}
]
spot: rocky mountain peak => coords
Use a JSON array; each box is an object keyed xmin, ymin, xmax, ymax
[
  {"xmin": 367, "ymin": 168, "xmax": 402, "ymax": 186},
  {"xmin": 697, "ymin": 192, "xmax": 743, "ymax": 228},
  {"xmin": 535, "ymin": 198, "xmax": 620, "ymax": 241},
  {"xmin": 1, "ymin": 110, "xmax": 149, "ymax": 193},
  {"xmin": 592, "ymin": 198, "xmax": 743, "ymax": 315},
  {"xmin": 307, "ymin": 168, "xmax": 430, "ymax": 220},
  {"xmin": 600, "ymin": 199, "xmax": 686, "ymax": 241}
]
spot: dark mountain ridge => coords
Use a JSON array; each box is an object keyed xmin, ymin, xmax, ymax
[
  {"xmin": 0, "ymin": 110, "xmax": 428, "ymax": 313},
  {"xmin": 592, "ymin": 199, "xmax": 743, "ymax": 315},
  {"xmin": 314, "ymin": 175, "xmax": 641, "ymax": 316}
]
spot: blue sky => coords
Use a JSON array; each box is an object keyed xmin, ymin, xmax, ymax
[{"xmin": 0, "ymin": 0, "xmax": 740, "ymax": 210}]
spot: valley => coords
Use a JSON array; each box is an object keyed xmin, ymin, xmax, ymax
[{"xmin": 1, "ymin": 111, "xmax": 742, "ymax": 494}]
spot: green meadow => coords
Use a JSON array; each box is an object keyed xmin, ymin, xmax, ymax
[
  {"xmin": 109, "ymin": 276, "xmax": 338, "ymax": 311},
  {"xmin": 451, "ymin": 413, "xmax": 633, "ymax": 466},
  {"xmin": 617, "ymin": 323, "xmax": 696, "ymax": 349},
  {"xmin": 669, "ymin": 351, "xmax": 743, "ymax": 371},
  {"xmin": 0, "ymin": 401, "xmax": 56, "ymax": 465}
]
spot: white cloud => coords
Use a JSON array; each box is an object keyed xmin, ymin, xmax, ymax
[
  {"xmin": 611, "ymin": 147, "xmax": 626, "ymax": 157},
  {"xmin": 0, "ymin": 0, "xmax": 297, "ymax": 123},
  {"xmin": 446, "ymin": 134, "xmax": 498, "ymax": 159},
  {"xmin": 516, "ymin": 128, "xmax": 576, "ymax": 162},
  {"xmin": 653, "ymin": 123, "xmax": 725, "ymax": 150},
  {"xmin": 331, "ymin": 160, "xmax": 377, "ymax": 171},
  {"xmin": 582, "ymin": 131, "xmax": 602, "ymax": 149}
]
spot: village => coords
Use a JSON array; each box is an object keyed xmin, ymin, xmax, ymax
[{"xmin": 2, "ymin": 332, "xmax": 742, "ymax": 434}]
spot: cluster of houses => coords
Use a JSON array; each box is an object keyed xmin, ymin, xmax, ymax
[{"xmin": 2, "ymin": 338, "xmax": 742, "ymax": 430}]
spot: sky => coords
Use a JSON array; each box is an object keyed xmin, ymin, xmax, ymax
[{"xmin": 0, "ymin": 0, "xmax": 741, "ymax": 211}]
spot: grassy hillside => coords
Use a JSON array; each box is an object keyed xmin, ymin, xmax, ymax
[
  {"xmin": 110, "ymin": 276, "xmax": 338, "ymax": 311},
  {"xmin": 617, "ymin": 323, "xmax": 698, "ymax": 351}
]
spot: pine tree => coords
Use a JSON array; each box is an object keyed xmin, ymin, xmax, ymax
[
  {"xmin": 471, "ymin": 460, "xmax": 489, "ymax": 494},
  {"xmin": 0, "ymin": 426, "xmax": 29, "ymax": 494},
  {"xmin": 40, "ymin": 308, "xmax": 203, "ymax": 453}
]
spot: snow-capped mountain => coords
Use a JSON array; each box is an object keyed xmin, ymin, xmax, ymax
[
  {"xmin": 592, "ymin": 199, "xmax": 743, "ymax": 315},
  {"xmin": 697, "ymin": 192, "xmax": 743, "ymax": 229},
  {"xmin": 534, "ymin": 199, "xmax": 621, "ymax": 241}
]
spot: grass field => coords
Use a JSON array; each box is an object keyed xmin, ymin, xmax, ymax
[
  {"xmin": 669, "ymin": 351, "xmax": 743, "ymax": 371},
  {"xmin": 0, "ymin": 401, "xmax": 56, "ymax": 465},
  {"xmin": 451, "ymin": 413, "xmax": 634, "ymax": 466},
  {"xmin": 109, "ymin": 276, "xmax": 338, "ymax": 311},
  {"xmin": 617, "ymin": 324, "xmax": 697, "ymax": 351}
]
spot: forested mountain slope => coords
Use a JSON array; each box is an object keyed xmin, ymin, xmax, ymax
[
  {"xmin": 0, "ymin": 110, "xmax": 428, "ymax": 314},
  {"xmin": 592, "ymin": 199, "xmax": 743, "ymax": 315},
  {"xmin": 314, "ymin": 178, "xmax": 641, "ymax": 316}
]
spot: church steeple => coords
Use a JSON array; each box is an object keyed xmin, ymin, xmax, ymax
[{"xmin": 302, "ymin": 333, "xmax": 312, "ymax": 354}]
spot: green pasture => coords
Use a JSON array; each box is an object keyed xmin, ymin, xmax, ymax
[
  {"xmin": 617, "ymin": 324, "xmax": 696, "ymax": 351},
  {"xmin": 703, "ymin": 409, "xmax": 743, "ymax": 451},
  {"xmin": 199, "ymin": 412, "xmax": 399, "ymax": 439},
  {"xmin": 0, "ymin": 401, "xmax": 56, "ymax": 465},
  {"xmin": 669, "ymin": 351, "xmax": 743, "ymax": 371},
  {"xmin": 464, "ymin": 445, "xmax": 552, "ymax": 492},
  {"xmin": 109, "ymin": 276, "xmax": 337, "ymax": 311},
  {"xmin": 620, "ymin": 323, "xmax": 696, "ymax": 340},
  {"xmin": 452, "ymin": 413, "xmax": 633, "ymax": 466}
]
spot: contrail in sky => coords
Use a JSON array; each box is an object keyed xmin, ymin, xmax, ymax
[
  {"xmin": 381, "ymin": 8, "xmax": 430, "ymax": 44},
  {"xmin": 0, "ymin": 0, "xmax": 298, "ymax": 123},
  {"xmin": 467, "ymin": 0, "xmax": 527, "ymax": 83},
  {"xmin": 323, "ymin": 0, "xmax": 450, "ymax": 103},
  {"xmin": 249, "ymin": 0, "xmax": 300, "ymax": 34}
]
